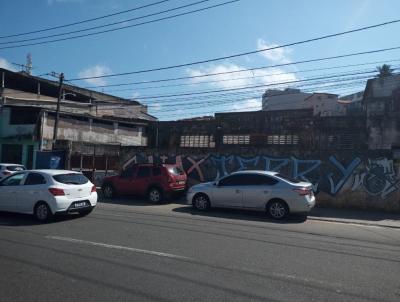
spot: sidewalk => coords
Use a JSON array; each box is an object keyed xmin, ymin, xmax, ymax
[{"xmin": 308, "ymin": 207, "xmax": 400, "ymax": 229}]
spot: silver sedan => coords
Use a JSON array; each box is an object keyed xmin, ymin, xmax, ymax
[{"xmin": 187, "ymin": 170, "xmax": 316, "ymax": 219}]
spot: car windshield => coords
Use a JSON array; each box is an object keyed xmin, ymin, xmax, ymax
[
  {"xmin": 6, "ymin": 165, "xmax": 25, "ymax": 171},
  {"xmin": 167, "ymin": 166, "xmax": 184, "ymax": 175},
  {"xmin": 53, "ymin": 173, "xmax": 89, "ymax": 185}
]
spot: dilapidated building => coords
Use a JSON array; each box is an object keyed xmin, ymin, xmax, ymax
[{"xmin": 0, "ymin": 68, "xmax": 155, "ymax": 168}]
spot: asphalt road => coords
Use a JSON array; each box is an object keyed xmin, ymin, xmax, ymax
[{"xmin": 0, "ymin": 197, "xmax": 399, "ymax": 302}]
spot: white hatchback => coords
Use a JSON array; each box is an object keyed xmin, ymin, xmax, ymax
[
  {"xmin": 187, "ymin": 170, "xmax": 316, "ymax": 219},
  {"xmin": 0, "ymin": 170, "xmax": 97, "ymax": 222}
]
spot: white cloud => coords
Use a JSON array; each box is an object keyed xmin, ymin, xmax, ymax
[
  {"xmin": 257, "ymin": 39, "xmax": 292, "ymax": 64},
  {"xmin": 78, "ymin": 65, "xmax": 112, "ymax": 86},
  {"xmin": 231, "ymin": 98, "xmax": 262, "ymax": 111},
  {"xmin": 183, "ymin": 39, "xmax": 298, "ymax": 116},
  {"xmin": 131, "ymin": 91, "xmax": 140, "ymax": 99},
  {"xmin": 152, "ymin": 103, "xmax": 162, "ymax": 111},
  {"xmin": 0, "ymin": 57, "xmax": 16, "ymax": 71},
  {"xmin": 186, "ymin": 63, "xmax": 297, "ymax": 90}
]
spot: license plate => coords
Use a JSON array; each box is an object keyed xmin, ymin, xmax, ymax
[
  {"xmin": 178, "ymin": 181, "xmax": 185, "ymax": 185},
  {"xmin": 74, "ymin": 202, "xmax": 87, "ymax": 208}
]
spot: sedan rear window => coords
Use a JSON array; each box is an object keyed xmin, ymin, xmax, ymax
[
  {"xmin": 275, "ymin": 173, "xmax": 301, "ymax": 183},
  {"xmin": 53, "ymin": 173, "xmax": 89, "ymax": 185},
  {"xmin": 6, "ymin": 165, "xmax": 25, "ymax": 171}
]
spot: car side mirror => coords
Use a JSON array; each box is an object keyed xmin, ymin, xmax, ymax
[{"xmin": 214, "ymin": 181, "xmax": 218, "ymax": 186}]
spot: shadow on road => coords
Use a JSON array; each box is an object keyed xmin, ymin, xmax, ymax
[
  {"xmin": 0, "ymin": 211, "xmax": 83, "ymax": 227},
  {"xmin": 172, "ymin": 206, "xmax": 308, "ymax": 224},
  {"xmin": 100, "ymin": 196, "xmax": 166, "ymax": 206}
]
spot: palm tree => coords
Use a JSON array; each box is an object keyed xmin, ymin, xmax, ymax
[{"xmin": 376, "ymin": 64, "xmax": 394, "ymax": 78}]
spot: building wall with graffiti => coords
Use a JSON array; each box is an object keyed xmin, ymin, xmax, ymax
[{"xmin": 118, "ymin": 148, "xmax": 400, "ymax": 212}]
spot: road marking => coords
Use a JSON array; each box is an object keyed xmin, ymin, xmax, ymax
[{"xmin": 46, "ymin": 235, "xmax": 191, "ymax": 260}]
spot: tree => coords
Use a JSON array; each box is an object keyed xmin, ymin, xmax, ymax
[{"xmin": 376, "ymin": 64, "xmax": 394, "ymax": 78}]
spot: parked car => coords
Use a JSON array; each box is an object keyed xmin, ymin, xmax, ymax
[
  {"xmin": 0, "ymin": 170, "xmax": 97, "ymax": 222},
  {"xmin": 187, "ymin": 170, "xmax": 315, "ymax": 219},
  {"xmin": 102, "ymin": 164, "xmax": 187, "ymax": 203},
  {"xmin": 0, "ymin": 163, "xmax": 26, "ymax": 180}
]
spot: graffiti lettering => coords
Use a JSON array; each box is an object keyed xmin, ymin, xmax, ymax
[
  {"xmin": 327, "ymin": 156, "xmax": 361, "ymax": 195},
  {"xmin": 119, "ymin": 154, "xmax": 399, "ymax": 199}
]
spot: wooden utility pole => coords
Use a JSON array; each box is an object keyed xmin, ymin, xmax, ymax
[{"xmin": 52, "ymin": 72, "xmax": 64, "ymax": 148}]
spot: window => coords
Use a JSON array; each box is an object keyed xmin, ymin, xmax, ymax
[
  {"xmin": 53, "ymin": 173, "xmax": 88, "ymax": 184},
  {"xmin": 267, "ymin": 134, "xmax": 299, "ymax": 145},
  {"xmin": 218, "ymin": 174, "xmax": 248, "ymax": 186},
  {"xmin": 153, "ymin": 167, "xmax": 161, "ymax": 176},
  {"xmin": 180, "ymin": 135, "xmax": 215, "ymax": 148},
  {"xmin": 244, "ymin": 174, "xmax": 278, "ymax": 186},
  {"xmin": 275, "ymin": 173, "xmax": 301, "ymax": 184},
  {"xmin": 6, "ymin": 165, "xmax": 25, "ymax": 171},
  {"xmin": 137, "ymin": 166, "xmax": 151, "ymax": 178},
  {"xmin": 220, "ymin": 174, "xmax": 278, "ymax": 186},
  {"xmin": 24, "ymin": 173, "xmax": 46, "ymax": 185},
  {"xmin": 223, "ymin": 135, "xmax": 250, "ymax": 145},
  {"xmin": 9, "ymin": 107, "xmax": 38, "ymax": 124},
  {"xmin": 0, "ymin": 173, "xmax": 25, "ymax": 186}
]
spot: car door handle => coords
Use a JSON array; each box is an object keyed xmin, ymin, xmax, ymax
[
  {"xmin": 235, "ymin": 189, "xmax": 241, "ymax": 193},
  {"xmin": 263, "ymin": 191, "xmax": 269, "ymax": 194}
]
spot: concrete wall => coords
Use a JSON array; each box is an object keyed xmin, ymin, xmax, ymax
[
  {"xmin": 41, "ymin": 112, "xmax": 147, "ymax": 149},
  {"xmin": 117, "ymin": 148, "xmax": 400, "ymax": 213}
]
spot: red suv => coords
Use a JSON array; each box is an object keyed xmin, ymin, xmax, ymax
[{"xmin": 102, "ymin": 164, "xmax": 187, "ymax": 203}]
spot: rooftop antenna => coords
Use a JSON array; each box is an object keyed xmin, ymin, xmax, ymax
[{"xmin": 26, "ymin": 53, "xmax": 32, "ymax": 75}]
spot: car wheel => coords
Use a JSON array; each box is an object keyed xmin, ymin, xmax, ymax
[
  {"xmin": 79, "ymin": 209, "xmax": 93, "ymax": 217},
  {"xmin": 34, "ymin": 202, "xmax": 53, "ymax": 222},
  {"xmin": 147, "ymin": 187, "xmax": 163, "ymax": 203},
  {"xmin": 267, "ymin": 200, "xmax": 289, "ymax": 220},
  {"xmin": 192, "ymin": 193, "xmax": 210, "ymax": 211},
  {"xmin": 102, "ymin": 184, "xmax": 115, "ymax": 199}
]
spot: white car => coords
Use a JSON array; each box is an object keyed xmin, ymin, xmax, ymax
[
  {"xmin": 187, "ymin": 170, "xmax": 315, "ymax": 219},
  {"xmin": 0, "ymin": 163, "xmax": 26, "ymax": 180},
  {"xmin": 0, "ymin": 170, "xmax": 97, "ymax": 222}
]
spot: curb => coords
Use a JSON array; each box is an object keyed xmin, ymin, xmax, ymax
[{"xmin": 307, "ymin": 216, "xmax": 400, "ymax": 229}]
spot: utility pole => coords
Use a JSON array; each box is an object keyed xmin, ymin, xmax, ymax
[{"xmin": 52, "ymin": 72, "xmax": 64, "ymax": 148}]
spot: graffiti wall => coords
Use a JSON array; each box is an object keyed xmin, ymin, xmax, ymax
[{"xmin": 116, "ymin": 151, "xmax": 400, "ymax": 212}]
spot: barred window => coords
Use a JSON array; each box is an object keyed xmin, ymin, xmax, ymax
[
  {"xmin": 223, "ymin": 135, "xmax": 250, "ymax": 145},
  {"xmin": 267, "ymin": 135, "xmax": 299, "ymax": 145},
  {"xmin": 180, "ymin": 135, "xmax": 215, "ymax": 148}
]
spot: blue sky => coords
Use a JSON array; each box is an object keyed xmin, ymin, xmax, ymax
[{"xmin": 1, "ymin": 0, "xmax": 400, "ymax": 120}]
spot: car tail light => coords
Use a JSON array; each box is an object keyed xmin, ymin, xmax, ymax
[
  {"xmin": 2, "ymin": 171, "xmax": 11, "ymax": 176},
  {"xmin": 49, "ymin": 188, "xmax": 65, "ymax": 196},
  {"xmin": 293, "ymin": 188, "xmax": 312, "ymax": 196},
  {"xmin": 91, "ymin": 185, "xmax": 97, "ymax": 193},
  {"xmin": 168, "ymin": 176, "xmax": 173, "ymax": 183}
]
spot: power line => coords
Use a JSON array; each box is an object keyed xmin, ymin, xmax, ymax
[
  {"xmin": 144, "ymin": 75, "xmax": 372, "ymax": 108},
  {"xmin": 114, "ymin": 69, "xmax": 380, "ymax": 100},
  {"xmin": 0, "ymin": 0, "xmax": 239, "ymax": 50},
  {"xmin": 79, "ymin": 46, "xmax": 400, "ymax": 88},
  {"xmin": 68, "ymin": 19, "xmax": 400, "ymax": 81},
  {"xmin": 102, "ymin": 59, "xmax": 400, "ymax": 93},
  {"xmin": 149, "ymin": 82, "xmax": 365, "ymax": 112},
  {"xmin": 155, "ymin": 82, "xmax": 367, "ymax": 118},
  {"xmin": 0, "ymin": 0, "xmax": 173, "ymax": 39},
  {"xmin": 0, "ymin": 0, "xmax": 213, "ymax": 45}
]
